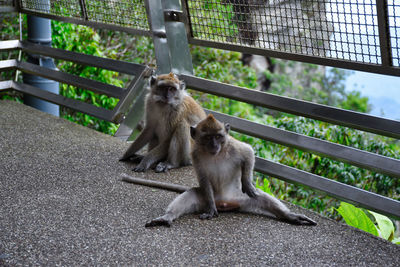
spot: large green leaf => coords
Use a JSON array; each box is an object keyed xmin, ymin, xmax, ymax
[
  {"xmin": 368, "ymin": 211, "xmax": 394, "ymax": 240},
  {"xmin": 336, "ymin": 202, "xmax": 378, "ymax": 237}
]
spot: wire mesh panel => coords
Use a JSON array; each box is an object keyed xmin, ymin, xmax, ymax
[
  {"xmin": 20, "ymin": 0, "xmax": 82, "ymax": 18},
  {"xmin": 185, "ymin": 0, "xmax": 399, "ymax": 68},
  {"xmin": 18, "ymin": 0, "xmax": 149, "ymax": 32},
  {"xmin": 85, "ymin": 0, "xmax": 148, "ymax": 30},
  {"xmin": 388, "ymin": 0, "xmax": 400, "ymax": 67},
  {"xmin": 0, "ymin": 0, "xmax": 14, "ymax": 5}
]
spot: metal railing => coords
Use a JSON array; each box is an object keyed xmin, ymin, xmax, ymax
[
  {"xmin": 1, "ymin": 0, "xmax": 399, "ymax": 219},
  {"xmin": 0, "ymin": 40, "xmax": 151, "ymax": 123}
]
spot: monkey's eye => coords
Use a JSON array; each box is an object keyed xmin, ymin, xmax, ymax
[{"xmin": 215, "ymin": 135, "xmax": 222, "ymax": 140}]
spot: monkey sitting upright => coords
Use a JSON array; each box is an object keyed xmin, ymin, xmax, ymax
[
  {"xmin": 120, "ymin": 73, "xmax": 206, "ymax": 173},
  {"xmin": 145, "ymin": 114, "xmax": 317, "ymax": 227}
]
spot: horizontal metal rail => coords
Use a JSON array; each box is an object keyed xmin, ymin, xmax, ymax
[
  {"xmin": 19, "ymin": 41, "xmax": 146, "ymax": 76},
  {"xmin": 254, "ymin": 157, "xmax": 400, "ymax": 219},
  {"xmin": 0, "ymin": 40, "xmax": 146, "ymax": 76},
  {"xmin": 7, "ymin": 60, "xmax": 125, "ymax": 98},
  {"xmin": 0, "ymin": 59, "xmax": 18, "ymax": 71},
  {"xmin": 7, "ymin": 81, "xmax": 115, "ymax": 122},
  {"xmin": 181, "ymin": 74, "xmax": 400, "ymax": 139},
  {"xmin": 207, "ymin": 110, "xmax": 400, "ymax": 179},
  {"xmin": 0, "ymin": 39, "xmax": 20, "ymax": 51}
]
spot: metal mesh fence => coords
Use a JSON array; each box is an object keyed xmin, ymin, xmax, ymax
[
  {"xmin": 0, "ymin": 0, "xmax": 14, "ymax": 5},
  {"xmin": 388, "ymin": 0, "xmax": 400, "ymax": 66},
  {"xmin": 18, "ymin": 0, "xmax": 149, "ymax": 30},
  {"xmin": 85, "ymin": 0, "xmax": 148, "ymax": 30},
  {"xmin": 186, "ymin": 0, "xmax": 399, "ymax": 66},
  {"xmin": 20, "ymin": 0, "xmax": 81, "ymax": 17}
]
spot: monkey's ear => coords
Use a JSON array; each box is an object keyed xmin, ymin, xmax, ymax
[
  {"xmin": 180, "ymin": 81, "xmax": 186, "ymax": 90},
  {"xmin": 150, "ymin": 75, "xmax": 157, "ymax": 86},
  {"xmin": 190, "ymin": 126, "xmax": 196, "ymax": 139},
  {"xmin": 225, "ymin": 123, "xmax": 230, "ymax": 133}
]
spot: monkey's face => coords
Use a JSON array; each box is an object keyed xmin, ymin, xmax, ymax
[
  {"xmin": 199, "ymin": 132, "xmax": 227, "ymax": 155},
  {"xmin": 191, "ymin": 114, "xmax": 230, "ymax": 156},
  {"xmin": 150, "ymin": 74, "xmax": 185, "ymax": 107}
]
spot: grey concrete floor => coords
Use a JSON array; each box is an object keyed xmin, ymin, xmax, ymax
[{"xmin": 0, "ymin": 100, "xmax": 399, "ymax": 266}]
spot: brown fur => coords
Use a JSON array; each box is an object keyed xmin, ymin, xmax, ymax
[
  {"xmin": 145, "ymin": 115, "xmax": 317, "ymax": 227},
  {"xmin": 121, "ymin": 73, "xmax": 206, "ymax": 173},
  {"xmin": 196, "ymin": 114, "xmax": 224, "ymax": 132}
]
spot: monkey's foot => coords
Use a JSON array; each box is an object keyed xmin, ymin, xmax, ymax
[
  {"xmin": 145, "ymin": 218, "xmax": 172, "ymax": 228},
  {"xmin": 154, "ymin": 162, "xmax": 173, "ymax": 173},
  {"xmin": 199, "ymin": 209, "xmax": 218, "ymax": 220},
  {"xmin": 287, "ymin": 213, "xmax": 317, "ymax": 226}
]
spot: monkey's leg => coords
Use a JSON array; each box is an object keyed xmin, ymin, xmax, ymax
[
  {"xmin": 239, "ymin": 189, "xmax": 317, "ymax": 226},
  {"xmin": 155, "ymin": 123, "xmax": 191, "ymax": 173},
  {"xmin": 145, "ymin": 188, "xmax": 204, "ymax": 227},
  {"xmin": 120, "ymin": 126, "xmax": 154, "ymax": 161}
]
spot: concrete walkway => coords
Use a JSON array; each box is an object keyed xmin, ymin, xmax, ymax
[{"xmin": 0, "ymin": 100, "xmax": 399, "ymax": 266}]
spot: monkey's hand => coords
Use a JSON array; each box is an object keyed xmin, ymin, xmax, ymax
[
  {"xmin": 132, "ymin": 160, "xmax": 151, "ymax": 172},
  {"xmin": 199, "ymin": 206, "xmax": 218, "ymax": 220},
  {"xmin": 145, "ymin": 217, "xmax": 172, "ymax": 228},
  {"xmin": 242, "ymin": 181, "xmax": 257, "ymax": 198},
  {"xmin": 119, "ymin": 153, "xmax": 143, "ymax": 163}
]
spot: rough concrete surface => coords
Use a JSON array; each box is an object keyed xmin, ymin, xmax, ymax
[{"xmin": 0, "ymin": 100, "xmax": 399, "ymax": 266}]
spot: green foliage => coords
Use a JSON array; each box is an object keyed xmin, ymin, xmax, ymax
[
  {"xmin": 255, "ymin": 178, "xmax": 274, "ymax": 196},
  {"xmin": 339, "ymin": 90, "xmax": 371, "ymax": 113},
  {"xmin": 336, "ymin": 202, "xmax": 399, "ymax": 244},
  {"xmin": 0, "ymin": 13, "xmax": 24, "ymax": 102},
  {"xmin": 336, "ymin": 202, "xmax": 379, "ymax": 237},
  {"xmin": 51, "ymin": 21, "xmax": 123, "ymax": 134}
]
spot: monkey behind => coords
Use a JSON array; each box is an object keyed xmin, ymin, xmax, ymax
[{"xmin": 120, "ymin": 72, "xmax": 206, "ymax": 173}]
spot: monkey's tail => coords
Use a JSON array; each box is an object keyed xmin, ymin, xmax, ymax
[{"xmin": 121, "ymin": 173, "xmax": 189, "ymax": 193}]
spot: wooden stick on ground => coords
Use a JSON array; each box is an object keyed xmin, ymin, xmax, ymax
[{"xmin": 121, "ymin": 173, "xmax": 189, "ymax": 193}]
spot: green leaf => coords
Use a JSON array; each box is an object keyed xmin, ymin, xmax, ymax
[
  {"xmin": 392, "ymin": 237, "xmax": 400, "ymax": 245},
  {"xmin": 368, "ymin": 211, "xmax": 394, "ymax": 240},
  {"xmin": 336, "ymin": 202, "xmax": 378, "ymax": 236}
]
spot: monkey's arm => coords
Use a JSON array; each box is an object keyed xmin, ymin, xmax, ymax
[
  {"xmin": 241, "ymin": 147, "xmax": 258, "ymax": 198},
  {"xmin": 120, "ymin": 125, "xmax": 154, "ymax": 161},
  {"xmin": 196, "ymin": 168, "xmax": 218, "ymax": 219}
]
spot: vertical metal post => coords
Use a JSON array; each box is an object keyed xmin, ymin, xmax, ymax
[
  {"xmin": 376, "ymin": 0, "xmax": 392, "ymax": 66},
  {"xmin": 162, "ymin": 0, "xmax": 193, "ymax": 74},
  {"xmin": 23, "ymin": 0, "xmax": 59, "ymax": 116},
  {"xmin": 144, "ymin": 0, "xmax": 172, "ymax": 74}
]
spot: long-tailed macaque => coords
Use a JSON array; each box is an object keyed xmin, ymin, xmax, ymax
[
  {"xmin": 145, "ymin": 114, "xmax": 317, "ymax": 227},
  {"xmin": 120, "ymin": 73, "xmax": 206, "ymax": 173}
]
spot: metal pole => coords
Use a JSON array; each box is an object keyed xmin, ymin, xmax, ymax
[
  {"xmin": 162, "ymin": 0, "xmax": 193, "ymax": 74},
  {"xmin": 144, "ymin": 0, "xmax": 172, "ymax": 74},
  {"xmin": 23, "ymin": 0, "xmax": 59, "ymax": 116}
]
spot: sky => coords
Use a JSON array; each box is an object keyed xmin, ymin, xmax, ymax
[{"xmin": 345, "ymin": 70, "xmax": 400, "ymax": 121}]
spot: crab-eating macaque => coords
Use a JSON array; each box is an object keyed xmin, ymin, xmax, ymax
[
  {"xmin": 145, "ymin": 114, "xmax": 317, "ymax": 227},
  {"xmin": 120, "ymin": 72, "xmax": 206, "ymax": 173}
]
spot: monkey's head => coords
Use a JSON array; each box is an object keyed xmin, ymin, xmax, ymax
[
  {"xmin": 150, "ymin": 72, "xmax": 186, "ymax": 107},
  {"xmin": 190, "ymin": 114, "xmax": 230, "ymax": 155}
]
